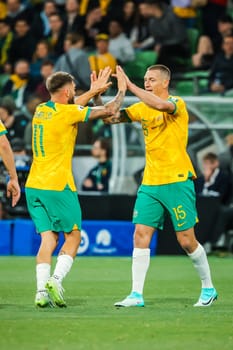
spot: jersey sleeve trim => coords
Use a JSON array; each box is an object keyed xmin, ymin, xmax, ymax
[
  {"xmin": 0, "ymin": 130, "xmax": 7, "ymax": 136},
  {"xmin": 123, "ymin": 109, "xmax": 133, "ymax": 122},
  {"xmin": 84, "ymin": 107, "xmax": 91, "ymax": 122},
  {"xmin": 167, "ymin": 97, "xmax": 177, "ymax": 115}
]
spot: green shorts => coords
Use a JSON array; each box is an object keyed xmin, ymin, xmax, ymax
[
  {"xmin": 133, "ymin": 179, "xmax": 198, "ymax": 231},
  {"xmin": 25, "ymin": 187, "xmax": 82, "ymax": 234}
]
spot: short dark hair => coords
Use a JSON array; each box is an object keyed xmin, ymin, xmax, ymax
[
  {"xmin": 41, "ymin": 59, "xmax": 54, "ymax": 68},
  {"xmin": 147, "ymin": 64, "xmax": 171, "ymax": 80},
  {"xmin": 203, "ymin": 152, "xmax": 218, "ymax": 162},
  {"xmin": 0, "ymin": 18, "xmax": 11, "ymax": 26},
  {"xmin": 144, "ymin": 0, "xmax": 162, "ymax": 9},
  {"xmin": 98, "ymin": 137, "xmax": 111, "ymax": 158},
  {"xmin": 46, "ymin": 71, "xmax": 75, "ymax": 94},
  {"xmin": 65, "ymin": 32, "xmax": 84, "ymax": 45},
  {"xmin": 0, "ymin": 97, "xmax": 16, "ymax": 115},
  {"xmin": 218, "ymin": 14, "xmax": 233, "ymax": 24}
]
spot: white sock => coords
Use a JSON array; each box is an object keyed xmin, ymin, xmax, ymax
[
  {"xmin": 53, "ymin": 254, "xmax": 73, "ymax": 283},
  {"xmin": 36, "ymin": 263, "xmax": 51, "ymax": 291},
  {"xmin": 132, "ymin": 248, "xmax": 150, "ymax": 295},
  {"xmin": 188, "ymin": 243, "xmax": 214, "ymax": 288}
]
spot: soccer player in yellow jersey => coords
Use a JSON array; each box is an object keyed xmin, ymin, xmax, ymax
[
  {"xmin": 0, "ymin": 120, "xmax": 20, "ymax": 207},
  {"xmin": 25, "ymin": 67, "xmax": 126, "ymax": 308},
  {"xmin": 111, "ymin": 65, "xmax": 218, "ymax": 308}
]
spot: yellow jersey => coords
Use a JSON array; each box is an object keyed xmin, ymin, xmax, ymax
[
  {"xmin": 88, "ymin": 53, "xmax": 117, "ymax": 75},
  {"xmin": 0, "ymin": 120, "xmax": 7, "ymax": 135},
  {"xmin": 26, "ymin": 101, "xmax": 91, "ymax": 191},
  {"xmin": 125, "ymin": 96, "xmax": 196, "ymax": 185}
]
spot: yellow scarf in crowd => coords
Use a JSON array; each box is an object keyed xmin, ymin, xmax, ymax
[
  {"xmin": 0, "ymin": 1, "xmax": 6, "ymax": 19},
  {"xmin": 79, "ymin": 0, "xmax": 111, "ymax": 16},
  {"xmin": 10, "ymin": 74, "xmax": 28, "ymax": 90}
]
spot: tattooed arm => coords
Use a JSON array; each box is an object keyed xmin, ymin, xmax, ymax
[
  {"xmin": 103, "ymin": 109, "xmax": 130, "ymax": 124},
  {"xmin": 88, "ymin": 91, "xmax": 126, "ymax": 120},
  {"xmin": 88, "ymin": 66, "xmax": 127, "ymax": 121}
]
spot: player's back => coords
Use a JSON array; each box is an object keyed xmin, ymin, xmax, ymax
[{"xmin": 26, "ymin": 101, "xmax": 79, "ymax": 191}]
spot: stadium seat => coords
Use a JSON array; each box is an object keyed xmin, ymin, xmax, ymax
[
  {"xmin": 174, "ymin": 80, "xmax": 195, "ymax": 96},
  {"xmin": 187, "ymin": 28, "xmax": 200, "ymax": 56},
  {"xmin": 173, "ymin": 70, "xmax": 210, "ymax": 95},
  {"xmin": 173, "ymin": 28, "xmax": 200, "ymax": 71},
  {"xmin": 124, "ymin": 51, "xmax": 158, "ymax": 87},
  {"xmin": 224, "ymin": 88, "xmax": 233, "ymax": 97}
]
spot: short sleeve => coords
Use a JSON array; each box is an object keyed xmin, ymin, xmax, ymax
[
  {"xmin": 167, "ymin": 96, "xmax": 185, "ymax": 116},
  {"xmin": 125, "ymin": 102, "xmax": 143, "ymax": 122},
  {"xmin": 0, "ymin": 120, "xmax": 7, "ymax": 136},
  {"xmin": 65, "ymin": 105, "xmax": 91, "ymax": 125}
]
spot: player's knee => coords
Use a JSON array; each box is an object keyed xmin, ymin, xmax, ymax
[
  {"xmin": 133, "ymin": 228, "xmax": 152, "ymax": 248},
  {"xmin": 66, "ymin": 230, "xmax": 81, "ymax": 245},
  {"xmin": 177, "ymin": 234, "xmax": 194, "ymax": 252}
]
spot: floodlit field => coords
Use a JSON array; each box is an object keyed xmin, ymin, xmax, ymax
[{"xmin": 0, "ymin": 256, "xmax": 232, "ymax": 350}]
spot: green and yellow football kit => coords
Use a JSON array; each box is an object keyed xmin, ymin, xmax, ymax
[
  {"xmin": 0, "ymin": 120, "xmax": 7, "ymax": 136},
  {"xmin": 25, "ymin": 101, "xmax": 91, "ymax": 233},
  {"xmin": 125, "ymin": 96, "xmax": 198, "ymax": 231}
]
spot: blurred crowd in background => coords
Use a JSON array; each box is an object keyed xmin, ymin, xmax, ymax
[
  {"xmin": 1, "ymin": 1, "xmax": 233, "ymax": 254},
  {"xmin": 0, "ymin": 0, "xmax": 233, "ymax": 148}
]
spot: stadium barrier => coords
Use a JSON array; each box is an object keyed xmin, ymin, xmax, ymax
[{"xmin": 0, "ymin": 219, "xmax": 157, "ymax": 256}]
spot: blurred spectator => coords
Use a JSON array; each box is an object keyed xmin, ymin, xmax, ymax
[
  {"xmin": 195, "ymin": 152, "xmax": 232, "ymax": 204},
  {"xmin": 0, "ymin": 18, "xmax": 13, "ymax": 70},
  {"xmin": 83, "ymin": 6, "xmax": 109, "ymax": 50},
  {"xmin": 0, "ymin": 96, "xmax": 28, "ymax": 141},
  {"xmin": 4, "ymin": 0, "xmax": 34, "ymax": 29},
  {"xmin": 47, "ymin": 12, "xmax": 66, "ymax": 59},
  {"xmin": 195, "ymin": 151, "xmax": 233, "ymax": 253},
  {"xmin": 226, "ymin": 133, "xmax": 233, "ymax": 170},
  {"xmin": 108, "ymin": 18, "xmax": 135, "ymax": 64},
  {"xmin": 192, "ymin": 14, "xmax": 233, "ymax": 70},
  {"xmin": 211, "ymin": 14, "xmax": 233, "ymax": 53},
  {"xmin": 5, "ymin": 136, "xmax": 31, "ymax": 218},
  {"xmin": 79, "ymin": 0, "xmax": 122, "ymax": 16},
  {"xmin": 63, "ymin": 0, "xmax": 85, "ymax": 34},
  {"xmin": 208, "ymin": 33, "xmax": 233, "ymax": 94},
  {"xmin": 120, "ymin": 0, "xmax": 138, "ymax": 38},
  {"xmin": 81, "ymin": 137, "xmax": 112, "ymax": 192},
  {"xmin": 34, "ymin": 60, "xmax": 54, "ymax": 101},
  {"xmin": 130, "ymin": 1, "xmax": 154, "ymax": 50},
  {"xmin": 171, "ymin": 0, "xmax": 198, "ymax": 28},
  {"xmin": 88, "ymin": 33, "xmax": 117, "ymax": 74},
  {"xmin": 54, "ymin": 32, "xmax": 91, "ymax": 93},
  {"xmin": 201, "ymin": 0, "xmax": 228, "ymax": 41},
  {"xmin": 1, "ymin": 59, "xmax": 39, "ymax": 108},
  {"xmin": 11, "ymin": 137, "xmax": 30, "ymax": 167},
  {"xmin": 31, "ymin": 0, "xmax": 58, "ymax": 41},
  {"xmin": 0, "ymin": 1, "xmax": 7, "ymax": 20},
  {"xmin": 30, "ymin": 40, "xmax": 54, "ymax": 78},
  {"xmin": 191, "ymin": 35, "xmax": 214, "ymax": 70},
  {"xmin": 8, "ymin": 17, "xmax": 37, "ymax": 66},
  {"xmin": 141, "ymin": 0, "xmax": 190, "ymax": 72}
]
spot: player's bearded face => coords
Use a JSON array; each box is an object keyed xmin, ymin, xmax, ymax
[
  {"xmin": 67, "ymin": 88, "xmax": 75, "ymax": 104},
  {"xmin": 68, "ymin": 95, "xmax": 75, "ymax": 104}
]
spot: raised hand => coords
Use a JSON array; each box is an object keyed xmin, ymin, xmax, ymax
[
  {"xmin": 90, "ymin": 67, "xmax": 112, "ymax": 95},
  {"xmin": 115, "ymin": 65, "xmax": 127, "ymax": 92},
  {"xmin": 103, "ymin": 111, "xmax": 122, "ymax": 124}
]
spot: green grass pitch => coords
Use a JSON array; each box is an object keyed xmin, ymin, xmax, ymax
[{"xmin": 0, "ymin": 256, "xmax": 232, "ymax": 350}]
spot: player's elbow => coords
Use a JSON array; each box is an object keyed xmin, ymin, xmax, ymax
[
  {"xmin": 0, "ymin": 136, "xmax": 10, "ymax": 153},
  {"xmin": 155, "ymin": 101, "xmax": 166, "ymax": 111}
]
